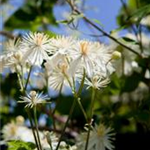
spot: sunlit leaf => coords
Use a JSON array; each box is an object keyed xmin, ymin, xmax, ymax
[{"xmin": 8, "ymin": 140, "xmax": 36, "ymax": 150}]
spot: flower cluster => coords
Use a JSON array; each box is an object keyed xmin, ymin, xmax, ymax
[
  {"xmin": 0, "ymin": 32, "xmax": 117, "ymax": 92},
  {"xmin": 0, "ymin": 32, "xmax": 117, "ymax": 150}
]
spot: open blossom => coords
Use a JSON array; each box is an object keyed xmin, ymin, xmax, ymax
[
  {"xmin": 69, "ymin": 40, "xmax": 113, "ymax": 77},
  {"xmin": 48, "ymin": 35, "xmax": 76, "ymax": 54},
  {"xmin": 47, "ymin": 54, "xmax": 74, "ymax": 91},
  {"xmin": 84, "ymin": 75, "xmax": 110, "ymax": 90},
  {"xmin": 77, "ymin": 124, "xmax": 115, "ymax": 150},
  {"xmin": 4, "ymin": 38, "xmax": 20, "ymax": 52},
  {"xmin": 19, "ymin": 90, "xmax": 49, "ymax": 108},
  {"xmin": 20, "ymin": 32, "xmax": 51, "ymax": 66},
  {"xmin": 0, "ymin": 39, "xmax": 23, "ymax": 72},
  {"xmin": 2, "ymin": 116, "xmax": 47, "ymax": 146}
]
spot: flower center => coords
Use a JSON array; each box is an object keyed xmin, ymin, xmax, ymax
[
  {"xmin": 58, "ymin": 62, "xmax": 68, "ymax": 74},
  {"xmin": 10, "ymin": 124, "xmax": 17, "ymax": 136},
  {"xmin": 13, "ymin": 52, "xmax": 22, "ymax": 62},
  {"xmin": 35, "ymin": 34, "xmax": 43, "ymax": 47},
  {"xmin": 97, "ymin": 124, "xmax": 105, "ymax": 137},
  {"xmin": 80, "ymin": 42, "xmax": 89, "ymax": 55},
  {"xmin": 29, "ymin": 90, "xmax": 37, "ymax": 102}
]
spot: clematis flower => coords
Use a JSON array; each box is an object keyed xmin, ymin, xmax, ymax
[
  {"xmin": 47, "ymin": 54, "xmax": 74, "ymax": 91},
  {"xmin": 19, "ymin": 90, "xmax": 49, "ymax": 108},
  {"xmin": 0, "ymin": 39, "xmax": 23, "ymax": 72},
  {"xmin": 77, "ymin": 124, "xmax": 115, "ymax": 150},
  {"xmin": 20, "ymin": 32, "xmax": 51, "ymax": 66},
  {"xmin": 84, "ymin": 75, "xmax": 110, "ymax": 90},
  {"xmin": 48, "ymin": 35, "xmax": 76, "ymax": 55},
  {"xmin": 69, "ymin": 40, "xmax": 113, "ymax": 77}
]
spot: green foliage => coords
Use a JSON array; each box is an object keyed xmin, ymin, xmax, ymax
[
  {"xmin": 128, "ymin": 4, "xmax": 150, "ymax": 23},
  {"xmin": 121, "ymin": 72, "xmax": 141, "ymax": 92},
  {"xmin": 4, "ymin": 0, "xmax": 57, "ymax": 31},
  {"xmin": 117, "ymin": 0, "xmax": 150, "ymax": 27},
  {"xmin": 8, "ymin": 140, "xmax": 36, "ymax": 150},
  {"xmin": 120, "ymin": 37, "xmax": 138, "ymax": 45},
  {"xmin": 92, "ymin": 19, "xmax": 104, "ymax": 27}
]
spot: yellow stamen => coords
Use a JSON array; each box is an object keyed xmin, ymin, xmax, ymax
[{"xmin": 80, "ymin": 42, "xmax": 89, "ymax": 55}]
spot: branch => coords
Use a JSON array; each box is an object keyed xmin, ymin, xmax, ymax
[
  {"xmin": 0, "ymin": 31, "xmax": 15, "ymax": 39},
  {"xmin": 66, "ymin": 0, "xmax": 142, "ymax": 58}
]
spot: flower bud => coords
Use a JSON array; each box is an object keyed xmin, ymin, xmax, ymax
[
  {"xmin": 16, "ymin": 116, "xmax": 24, "ymax": 125},
  {"xmin": 112, "ymin": 51, "xmax": 121, "ymax": 60}
]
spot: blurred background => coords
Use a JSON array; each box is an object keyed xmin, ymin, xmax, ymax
[{"xmin": 0, "ymin": 0, "xmax": 150, "ymax": 150}]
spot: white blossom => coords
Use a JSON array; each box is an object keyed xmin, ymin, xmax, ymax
[
  {"xmin": 48, "ymin": 35, "xmax": 76, "ymax": 54},
  {"xmin": 69, "ymin": 40, "xmax": 113, "ymax": 77},
  {"xmin": 20, "ymin": 32, "xmax": 51, "ymax": 66},
  {"xmin": 77, "ymin": 124, "xmax": 115, "ymax": 150},
  {"xmin": 19, "ymin": 90, "xmax": 49, "ymax": 108}
]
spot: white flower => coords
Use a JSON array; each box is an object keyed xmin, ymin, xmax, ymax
[
  {"xmin": 48, "ymin": 35, "xmax": 76, "ymax": 54},
  {"xmin": 69, "ymin": 40, "xmax": 112, "ymax": 77},
  {"xmin": 4, "ymin": 38, "xmax": 20, "ymax": 52},
  {"xmin": 47, "ymin": 54, "xmax": 74, "ymax": 91},
  {"xmin": 19, "ymin": 90, "xmax": 49, "ymax": 108},
  {"xmin": 84, "ymin": 75, "xmax": 110, "ymax": 90},
  {"xmin": 3, "ymin": 51, "xmax": 26, "ymax": 72},
  {"xmin": 2, "ymin": 121, "xmax": 35, "ymax": 142},
  {"xmin": 2, "ymin": 117, "xmax": 45, "ymax": 144},
  {"xmin": 0, "ymin": 39, "xmax": 22, "ymax": 73},
  {"xmin": 20, "ymin": 32, "xmax": 51, "ymax": 66},
  {"xmin": 77, "ymin": 124, "xmax": 115, "ymax": 150}
]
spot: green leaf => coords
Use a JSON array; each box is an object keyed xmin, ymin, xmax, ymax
[
  {"xmin": 120, "ymin": 37, "xmax": 138, "ymax": 44},
  {"xmin": 92, "ymin": 19, "xmax": 104, "ymax": 27},
  {"xmin": 128, "ymin": 4, "xmax": 150, "ymax": 23},
  {"xmin": 110, "ymin": 25, "xmax": 127, "ymax": 34},
  {"xmin": 121, "ymin": 72, "xmax": 141, "ymax": 92},
  {"xmin": 56, "ymin": 19, "xmax": 70, "ymax": 25},
  {"xmin": 8, "ymin": 140, "xmax": 36, "ymax": 150}
]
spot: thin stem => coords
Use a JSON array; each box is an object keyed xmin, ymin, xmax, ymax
[
  {"xmin": 17, "ymin": 73, "xmax": 24, "ymax": 92},
  {"xmin": 33, "ymin": 107, "xmax": 43, "ymax": 150},
  {"xmin": 55, "ymin": 97, "xmax": 77, "ymax": 150},
  {"xmin": 25, "ymin": 65, "xmax": 33, "ymax": 90},
  {"xmin": 26, "ymin": 109, "xmax": 40, "ymax": 150},
  {"xmin": 138, "ymin": 25, "xmax": 144, "ymax": 53},
  {"xmin": 77, "ymin": 98, "xmax": 88, "ymax": 122},
  {"xmin": 15, "ymin": 65, "xmax": 24, "ymax": 92},
  {"xmin": 84, "ymin": 124, "xmax": 91, "ymax": 150},
  {"xmin": 85, "ymin": 88, "xmax": 96, "ymax": 150},
  {"xmin": 21, "ymin": 65, "xmax": 25, "ymax": 88},
  {"xmin": 90, "ymin": 89, "xmax": 96, "ymax": 118}
]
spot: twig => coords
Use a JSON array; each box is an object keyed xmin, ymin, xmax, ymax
[{"xmin": 0, "ymin": 31, "xmax": 15, "ymax": 39}]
